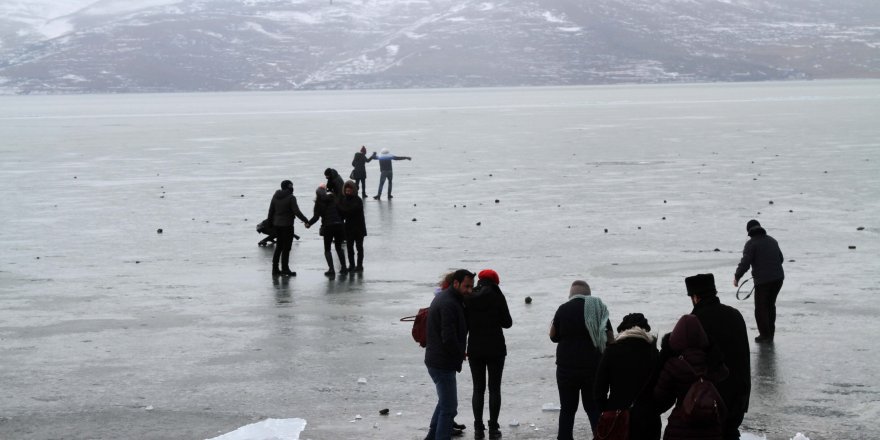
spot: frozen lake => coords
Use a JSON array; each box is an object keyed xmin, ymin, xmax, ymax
[{"xmin": 1, "ymin": 81, "xmax": 879, "ymax": 440}]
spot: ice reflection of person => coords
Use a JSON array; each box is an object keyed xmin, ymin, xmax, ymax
[
  {"xmin": 549, "ymin": 280, "xmax": 613, "ymax": 439},
  {"xmin": 267, "ymin": 180, "xmax": 309, "ymax": 277},
  {"xmin": 654, "ymin": 314, "xmax": 729, "ymax": 440},
  {"xmin": 464, "ymin": 269, "xmax": 512, "ymax": 440},
  {"xmin": 306, "ymin": 186, "xmax": 347, "ymax": 277},
  {"xmin": 425, "ymin": 270, "xmax": 475, "ymax": 440},
  {"xmin": 350, "ymin": 146, "xmax": 372, "ymax": 198},
  {"xmin": 370, "ymin": 147, "xmax": 411, "ymax": 200},
  {"xmin": 734, "ymin": 219, "xmax": 784, "ymax": 343},
  {"xmin": 687, "ymin": 273, "xmax": 751, "ymax": 440},
  {"xmin": 337, "ymin": 180, "xmax": 366, "ymax": 273},
  {"xmin": 594, "ymin": 313, "xmax": 661, "ymax": 440}
]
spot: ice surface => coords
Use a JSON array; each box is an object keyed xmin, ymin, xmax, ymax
[
  {"xmin": 207, "ymin": 418, "xmax": 306, "ymax": 440},
  {"xmin": 0, "ymin": 81, "xmax": 878, "ymax": 439}
]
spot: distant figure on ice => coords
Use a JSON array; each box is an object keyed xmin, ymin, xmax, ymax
[
  {"xmin": 350, "ymin": 146, "xmax": 373, "ymax": 198},
  {"xmin": 734, "ymin": 219, "xmax": 784, "ymax": 343},
  {"xmin": 594, "ymin": 313, "xmax": 661, "ymax": 440},
  {"xmin": 266, "ymin": 180, "xmax": 309, "ymax": 276},
  {"xmin": 337, "ymin": 180, "xmax": 367, "ymax": 272},
  {"xmin": 424, "ymin": 269, "xmax": 475, "ymax": 440},
  {"xmin": 324, "ymin": 168, "xmax": 345, "ymax": 200},
  {"xmin": 464, "ymin": 269, "xmax": 512, "ymax": 439},
  {"xmin": 654, "ymin": 314, "xmax": 729, "ymax": 440},
  {"xmin": 686, "ymin": 273, "xmax": 751, "ymax": 440},
  {"xmin": 307, "ymin": 186, "xmax": 347, "ymax": 277},
  {"xmin": 549, "ymin": 280, "xmax": 614, "ymax": 439},
  {"xmin": 370, "ymin": 147, "xmax": 411, "ymax": 200}
]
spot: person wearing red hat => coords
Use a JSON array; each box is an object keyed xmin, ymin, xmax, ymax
[
  {"xmin": 349, "ymin": 146, "xmax": 372, "ymax": 198},
  {"xmin": 464, "ymin": 269, "xmax": 512, "ymax": 439}
]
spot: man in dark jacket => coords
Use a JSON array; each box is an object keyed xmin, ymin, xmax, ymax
[
  {"xmin": 425, "ymin": 269, "xmax": 475, "ymax": 440},
  {"xmin": 267, "ymin": 180, "xmax": 309, "ymax": 276},
  {"xmin": 464, "ymin": 269, "xmax": 512, "ymax": 439},
  {"xmin": 687, "ymin": 273, "xmax": 751, "ymax": 440},
  {"xmin": 734, "ymin": 219, "xmax": 784, "ymax": 343},
  {"xmin": 324, "ymin": 168, "xmax": 345, "ymax": 200}
]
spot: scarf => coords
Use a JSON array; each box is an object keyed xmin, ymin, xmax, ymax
[{"xmin": 569, "ymin": 294, "xmax": 609, "ymax": 353}]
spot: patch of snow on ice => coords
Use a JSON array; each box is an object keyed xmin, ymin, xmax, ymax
[
  {"xmin": 446, "ymin": 16, "xmax": 466, "ymax": 22},
  {"xmin": 478, "ymin": 3, "xmax": 495, "ymax": 11},
  {"xmin": 38, "ymin": 19, "xmax": 73, "ymax": 39},
  {"xmin": 386, "ymin": 45, "xmax": 399, "ymax": 56},
  {"xmin": 206, "ymin": 418, "xmax": 306, "ymax": 440},
  {"xmin": 82, "ymin": 0, "xmax": 184, "ymax": 16},
  {"xmin": 790, "ymin": 434, "xmax": 811, "ymax": 440},
  {"xmin": 557, "ymin": 26, "xmax": 581, "ymax": 32},
  {"xmin": 740, "ymin": 433, "xmax": 767, "ymax": 440},
  {"xmin": 542, "ymin": 11, "xmax": 566, "ymax": 24}
]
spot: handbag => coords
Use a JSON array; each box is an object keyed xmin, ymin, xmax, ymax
[{"xmin": 596, "ymin": 408, "xmax": 629, "ymax": 440}]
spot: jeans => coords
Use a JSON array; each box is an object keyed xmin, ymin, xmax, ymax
[
  {"xmin": 427, "ymin": 367, "xmax": 458, "ymax": 440},
  {"xmin": 469, "ymin": 356, "xmax": 505, "ymax": 429},
  {"xmin": 556, "ymin": 367, "xmax": 600, "ymax": 440},
  {"xmin": 272, "ymin": 226, "xmax": 294, "ymax": 271},
  {"xmin": 376, "ymin": 170, "xmax": 393, "ymax": 197},
  {"xmin": 755, "ymin": 279, "xmax": 783, "ymax": 339}
]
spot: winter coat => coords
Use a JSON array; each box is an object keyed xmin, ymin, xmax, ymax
[
  {"xmin": 464, "ymin": 280, "xmax": 513, "ymax": 359},
  {"xmin": 350, "ymin": 152, "xmax": 372, "ymax": 179},
  {"xmin": 654, "ymin": 315, "xmax": 729, "ymax": 440},
  {"xmin": 325, "ymin": 169, "xmax": 345, "ymax": 200},
  {"xmin": 425, "ymin": 287, "xmax": 468, "ymax": 372},
  {"xmin": 594, "ymin": 330, "xmax": 661, "ymax": 440},
  {"xmin": 373, "ymin": 152, "xmax": 410, "ymax": 172},
  {"xmin": 267, "ymin": 188, "xmax": 308, "ymax": 228},
  {"xmin": 551, "ymin": 297, "xmax": 612, "ymax": 372},
  {"xmin": 734, "ymin": 226, "xmax": 784, "ymax": 285},
  {"xmin": 691, "ymin": 296, "xmax": 751, "ymax": 416},
  {"xmin": 308, "ymin": 190, "xmax": 343, "ymax": 227},
  {"xmin": 337, "ymin": 194, "xmax": 367, "ymax": 239}
]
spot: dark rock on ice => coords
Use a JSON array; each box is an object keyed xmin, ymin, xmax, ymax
[
  {"xmin": 476, "ymin": 222, "xmax": 481, "ymax": 226},
  {"xmin": 857, "ymin": 227, "xmax": 865, "ymax": 231},
  {"xmin": 157, "ymin": 229, "xmax": 163, "ymax": 234},
  {"xmin": 379, "ymin": 408, "xmax": 389, "ymax": 415},
  {"xmin": 525, "ymin": 296, "xmax": 532, "ymax": 304},
  {"xmin": 849, "ymin": 246, "xmax": 856, "ymax": 249}
]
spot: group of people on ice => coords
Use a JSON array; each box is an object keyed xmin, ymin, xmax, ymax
[
  {"xmin": 423, "ymin": 220, "xmax": 784, "ymax": 440},
  {"xmin": 262, "ymin": 145, "xmax": 411, "ymax": 277}
]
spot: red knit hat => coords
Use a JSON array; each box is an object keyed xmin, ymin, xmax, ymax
[{"xmin": 478, "ymin": 269, "xmax": 500, "ymax": 285}]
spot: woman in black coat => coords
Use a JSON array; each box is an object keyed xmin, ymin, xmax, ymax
[
  {"xmin": 350, "ymin": 146, "xmax": 372, "ymax": 198},
  {"xmin": 337, "ymin": 180, "xmax": 367, "ymax": 272},
  {"xmin": 594, "ymin": 313, "xmax": 661, "ymax": 440},
  {"xmin": 306, "ymin": 186, "xmax": 346, "ymax": 276},
  {"xmin": 465, "ymin": 270, "xmax": 512, "ymax": 439}
]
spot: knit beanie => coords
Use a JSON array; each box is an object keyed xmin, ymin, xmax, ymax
[
  {"xmin": 617, "ymin": 313, "xmax": 651, "ymax": 333},
  {"xmin": 360, "ymin": 146, "xmax": 367, "ymax": 154},
  {"xmin": 478, "ymin": 269, "xmax": 500, "ymax": 285}
]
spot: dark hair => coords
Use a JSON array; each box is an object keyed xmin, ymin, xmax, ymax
[
  {"xmin": 280, "ymin": 180, "xmax": 293, "ymax": 190},
  {"xmin": 617, "ymin": 313, "xmax": 651, "ymax": 333},
  {"xmin": 451, "ymin": 269, "xmax": 475, "ymax": 283},
  {"xmin": 324, "ymin": 168, "xmax": 334, "ymax": 177}
]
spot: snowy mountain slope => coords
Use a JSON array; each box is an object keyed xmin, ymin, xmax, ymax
[{"xmin": 0, "ymin": 0, "xmax": 877, "ymax": 93}]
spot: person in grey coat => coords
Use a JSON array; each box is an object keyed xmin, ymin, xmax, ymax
[{"xmin": 734, "ymin": 219, "xmax": 784, "ymax": 343}]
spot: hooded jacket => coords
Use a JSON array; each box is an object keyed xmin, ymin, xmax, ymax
[
  {"xmin": 735, "ymin": 225, "xmax": 784, "ymax": 284},
  {"xmin": 464, "ymin": 280, "xmax": 513, "ymax": 359},
  {"xmin": 308, "ymin": 188, "xmax": 343, "ymax": 226},
  {"xmin": 425, "ymin": 286, "xmax": 467, "ymax": 372},
  {"xmin": 325, "ymin": 169, "xmax": 345, "ymax": 200},
  {"xmin": 268, "ymin": 188, "xmax": 308, "ymax": 228},
  {"xmin": 337, "ymin": 188, "xmax": 367, "ymax": 239}
]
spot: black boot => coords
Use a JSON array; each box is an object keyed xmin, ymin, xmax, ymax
[
  {"xmin": 324, "ymin": 252, "xmax": 335, "ymax": 277},
  {"xmin": 474, "ymin": 421, "xmax": 486, "ymax": 439},
  {"xmin": 488, "ymin": 421, "xmax": 501, "ymax": 439}
]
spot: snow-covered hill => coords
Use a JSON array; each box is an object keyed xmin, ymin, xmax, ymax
[{"xmin": 0, "ymin": 0, "xmax": 878, "ymax": 93}]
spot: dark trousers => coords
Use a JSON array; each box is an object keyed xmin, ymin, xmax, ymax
[
  {"xmin": 468, "ymin": 356, "xmax": 505, "ymax": 429},
  {"xmin": 427, "ymin": 367, "xmax": 458, "ymax": 440},
  {"xmin": 322, "ymin": 224, "xmax": 346, "ymax": 271},
  {"xmin": 272, "ymin": 226, "xmax": 294, "ymax": 271},
  {"xmin": 556, "ymin": 367, "xmax": 600, "ymax": 440},
  {"xmin": 346, "ymin": 236, "xmax": 364, "ymax": 268},
  {"xmin": 355, "ymin": 178, "xmax": 366, "ymax": 196},
  {"xmin": 754, "ymin": 278, "xmax": 783, "ymax": 339}
]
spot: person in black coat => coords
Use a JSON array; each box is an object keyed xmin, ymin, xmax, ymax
[
  {"xmin": 425, "ymin": 270, "xmax": 475, "ymax": 440},
  {"xmin": 324, "ymin": 168, "xmax": 345, "ymax": 201},
  {"xmin": 266, "ymin": 180, "xmax": 309, "ymax": 276},
  {"xmin": 350, "ymin": 146, "xmax": 372, "ymax": 197},
  {"xmin": 687, "ymin": 274, "xmax": 751, "ymax": 440},
  {"xmin": 464, "ymin": 270, "xmax": 512, "ymax": 439},
  {"xmin": 734, "ymin": 219, "xmax": 784, "ymax": 343},
  {"xmin": 594, "ymin": 313, "xmax": 661, "ymax": 440},
  {"xmin": 337, "ymin": 180, "xmax": 367, "ymax": 272},
  {"xmin": 306, "ymin": 186, "xmax": 347, "ymax": 277}
]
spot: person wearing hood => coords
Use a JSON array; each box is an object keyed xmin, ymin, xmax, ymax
[
  {"xmin": 734, "ymin": 219, "xmax": 784, "ymax": 343},
  {"xmin": 464, "ymin": 269, "xmax": 512, "ymax": 439},
  {"xmin": 594, "ymin": 313, "xmax": 661, "ymax": 440},
  {"xmin": 549, "ymin": 280, "xmax": 614, "ymax": 439},
  {"xmin": 687, "ymin": 273, "xmax": 750, "ymax": 440},
  {"xmin": 266, "ymin": 180, "xmax": 309, "ymax": 276},
  {"xmin": 370, "ymin": 147, "xmax": 411, "ymax": 200},
  {"xmin": 350, "ymin": 146, "xmax": 373, "ymax": 198},
  {"xmin": 306, "ymin": 185, "xmax": 347, "ymax": 277},
  {"xmin": 324, "ymin": 168, "xmax": 345, "ymax": 201},
  {"xmin": 654, "ymin": 314, "xmax": 729, "ymax": 440},
  {"xmin": 337, "ymin": 180, "xmax": 367, "ymax": 272}
]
